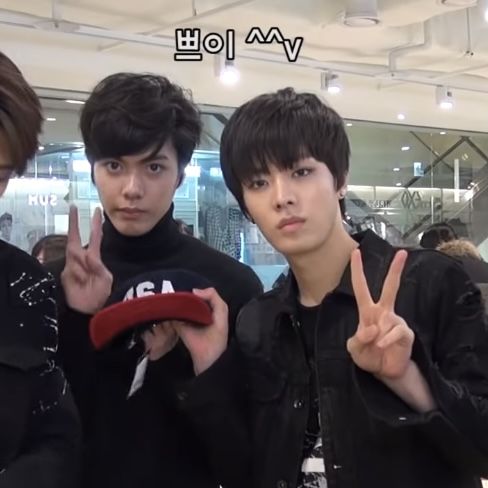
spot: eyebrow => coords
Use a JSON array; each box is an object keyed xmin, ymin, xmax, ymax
[
  {"xmin": 107, "ymin": 155, "xmax": 169, "ymax": 164},
  {"xmin": 140, "ymin": 154, "xmax": 169, "ymax": 163}
]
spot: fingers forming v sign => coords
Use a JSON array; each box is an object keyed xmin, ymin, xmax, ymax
[
  {"xmin": 61, "ymin": 206, "xmax": 113, "ymax": 314},
  {"xmin": 346, "ymin": 249, "xmax": 415, "ymax": 379}
]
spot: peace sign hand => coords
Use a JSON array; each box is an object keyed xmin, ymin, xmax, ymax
[
  {"xmin": 61, "ymin": 206, "xmax": 113, "ymax": 315},
  {"xmin": 346, "ymin": 249, "xmax": 414, "ymax": 380}
]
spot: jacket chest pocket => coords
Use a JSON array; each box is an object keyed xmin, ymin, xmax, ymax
[
  {"xmin": 315, "ymin": 350, "xmax": 352, "ymax": 387},
  {"xmin": 245, "ymin": 356, "xmax": 288, "ymax": 403}
]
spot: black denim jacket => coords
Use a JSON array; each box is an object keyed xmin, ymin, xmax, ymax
[{"xmin": 184, "ymin": 230, "xmax": 488, "ymax": 488}]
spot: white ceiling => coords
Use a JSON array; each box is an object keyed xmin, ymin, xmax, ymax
[{"xmin": 3, "ymin": 0, "xmax": 488, "ymax": 130}]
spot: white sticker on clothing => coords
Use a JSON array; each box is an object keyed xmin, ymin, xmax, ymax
[
  {"xmin": 302, "ymin": 457, "xmax": 326, "ymax": 473},
  {"xmin": 128, "ymin": 356, "xmax": 148, "ymax": 398}
]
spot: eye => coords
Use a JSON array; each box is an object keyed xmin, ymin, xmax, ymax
[
  {"xmin": 247, "ymin": 179, "xmax": 267, "ymax": 190},
  {"xmin": 104, "ymin": 161, "xmax": 121, "ymax": 173},
  {"xmin": 147, "ymin": 163, "xmax": 163, "ymax": 174},
  {"xmin": 293, "ymin": 167, "xmax": 313, "ymax": 178}
]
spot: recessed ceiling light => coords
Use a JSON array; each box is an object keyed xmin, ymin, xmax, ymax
[
  {"xmin": 38, "ymin": 145, "xmax": 45, "ymax": 151},
  {"xmin": 397, "ymin": 113, "xmax": 406, "ymax": 121},
  {"xmin": 65, "ymin": 99, "xmax": 85, "ymax": 105},
  {"xmin": 346, "ymin": 123, "xmax": 353, "ymax": 127},
  {"xmin": 46, "ymin": 117, "xmax": 56, "ymax": 122},
  {"xmin": 440, "ymin": 131, "xmax": 447, "ymax": 135},
  {"xmin": 344, "ymin": 16, "xmax": 380, "ymax": 27},
  {"xmin": 396, "ymin": 182, "xmax": 402, "ymax": 186},
  {"xmin": 401, "ymin": 146, "xmax": 410, "ymax": 151},
  {"xmin": 393, "ymin": 167, "xmax": 401, "ymax": 172}
]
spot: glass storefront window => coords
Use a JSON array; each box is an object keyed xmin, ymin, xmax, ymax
[{"xmin": 3, "ymin": 95, "xmax": 488, "ymax": 290}]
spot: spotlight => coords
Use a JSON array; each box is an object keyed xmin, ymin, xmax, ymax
[
  {"xmin": 397, "ymin": 113, "xmax": 406, "ymax": 121},
  {"xmin": 320, "ymin": 71, "xmax": 342, "ymax": 95},
  {"xmin": 344, "ymin": 0, "xmax": 380, "ymax": 26},
  {"xmin": 436, "ymin": 86, "xmax": 454, "ymax": 110},
  {"xmin": 215, "ymin": 55, "xmax": 240, "ymax": 86}
]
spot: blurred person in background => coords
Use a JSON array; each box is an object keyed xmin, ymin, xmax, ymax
[
  {"xmin": 419, "ymin": 222, "xmax": 457, "ymax": 249},
  {"xmin": 32, "ymin": 234, "xmax": 68, "ymax": 265}
]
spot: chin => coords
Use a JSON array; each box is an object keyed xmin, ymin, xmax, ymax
[
  {"xmin": 274, "ymin": 233, "xmax": 329, "ymax": 258},
  {"xmin": 112, "ymin": 220, "xmax": 152, "ymax": 237},
  {"xmin": 272, "ymin": 241, "xmax": 311, "ymax": 258}
]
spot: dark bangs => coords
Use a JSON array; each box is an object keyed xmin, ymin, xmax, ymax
[
  {"xmin": 80, "ymin": 73, "xmax": 201, "ymax": 167},
  {"xmin": 220, "ymin": 88, "xmax": 350, "ymax": 215}
]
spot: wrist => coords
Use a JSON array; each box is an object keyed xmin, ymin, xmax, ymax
[
  {"xmin": 193, "ymin": 346, "xmax": 227, "ymax": 376},
  {"xmin": 374, "ymin": 359, "xmax": 414, "ymax": 383}
]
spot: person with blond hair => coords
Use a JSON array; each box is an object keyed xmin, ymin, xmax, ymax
[{"xmin": 437, "ymin": 239, "xmax": 488, "ymax": 284}]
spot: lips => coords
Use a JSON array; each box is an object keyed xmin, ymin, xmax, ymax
[
  {"xmin": 277, "ymin": 217, "xmax": 305, "ymax": 229},
  {"xmin": 117, "ymin": 208, "xmax": 145, "ymax": 219},
  {"xmin": 119, "ymin": 208, "xmax": 144, "ymax": 214}
]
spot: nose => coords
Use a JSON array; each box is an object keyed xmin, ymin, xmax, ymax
[
  {"xmin": 122, "ymin": 172, "xmax": 144, "ymax": 201},
  {"xmin": 272, "ymin": 173, "xmax": 296, "ymax": 211}
]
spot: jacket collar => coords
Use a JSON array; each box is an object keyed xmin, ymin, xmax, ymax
[{"xmin": 277, "ymin": 230, "xmax": 397, "ymax": 308}]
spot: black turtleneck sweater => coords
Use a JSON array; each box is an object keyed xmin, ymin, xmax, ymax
[{"xmin": 47, "ymin": 206, "xmax": 262, "ymax": 488}]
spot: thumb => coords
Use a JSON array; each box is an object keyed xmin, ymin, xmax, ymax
[{"xmin": 192, "ymin": 287, "xmax": 214, "ymax": 300}]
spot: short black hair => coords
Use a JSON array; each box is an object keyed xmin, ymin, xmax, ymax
[
  {"xmin": 0, "ymin": 52, "xmax": 42, "ymax": 175},
  {"xmin": 420, "ymin": 222, "xmax": 458, "ymax": 249},
  {"xmin": 220, "ymin": 87, "xmax": 350, "ymax": 216},
  {"xmin": 80, "ymin": 73, "xmax": 202, "ymax": 172}
]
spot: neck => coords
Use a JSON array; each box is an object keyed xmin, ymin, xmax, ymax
[{"xmin": 289, "ymin": 225, "xmax": 358, "ymax": 307}]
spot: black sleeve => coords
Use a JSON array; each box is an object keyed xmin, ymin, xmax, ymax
[
  {"xmin": 353, "ymin": 260, "xmax": 488, "ymax": 477},
  {"xmin": 57, "ymin": 307, "xmax": 96, "ymax": 430},
  {"xmin": 0, "ymin": 382, "xmax": 81, "ymax": 488},
  {"xmin": 227, "ymin": 266, "xmax": 263, "ymax": 333},
  {"xmin": 179, "ymin": 344, "xmax": 252, "ymax": 488},
  {"xmin": 0, "ymin": 253, "xmax": 81, "ymax": 488},
  {"xmin": 46, "ymin": 258, "xmax": 97, "ymax": 429}
]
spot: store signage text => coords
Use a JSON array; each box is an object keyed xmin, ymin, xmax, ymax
[{"xmin": 28, "ymin": 194, "xmax": 58, "ymax": 207}]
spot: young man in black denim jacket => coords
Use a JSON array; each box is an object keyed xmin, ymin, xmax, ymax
[{"xmin": 171, "ymin": 88, "xmax": 488, "ymax": 488}]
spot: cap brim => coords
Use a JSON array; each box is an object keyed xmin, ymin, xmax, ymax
[{"xmin": 89, "ymin": 292, "xmax": 212, "ymax": 350}]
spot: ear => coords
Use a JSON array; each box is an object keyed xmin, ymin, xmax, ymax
[
  {"xmin": 337, "ymin": 173, "xmax": 348, "ymax": 199},
  {"xmin": 338, "ymin": 185, "xmax": 347, "ymax": 199}
]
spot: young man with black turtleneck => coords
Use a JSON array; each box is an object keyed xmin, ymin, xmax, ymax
[{"xmin": 47, "ymin": 73, "xmax": 262, "ymax": 488}]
